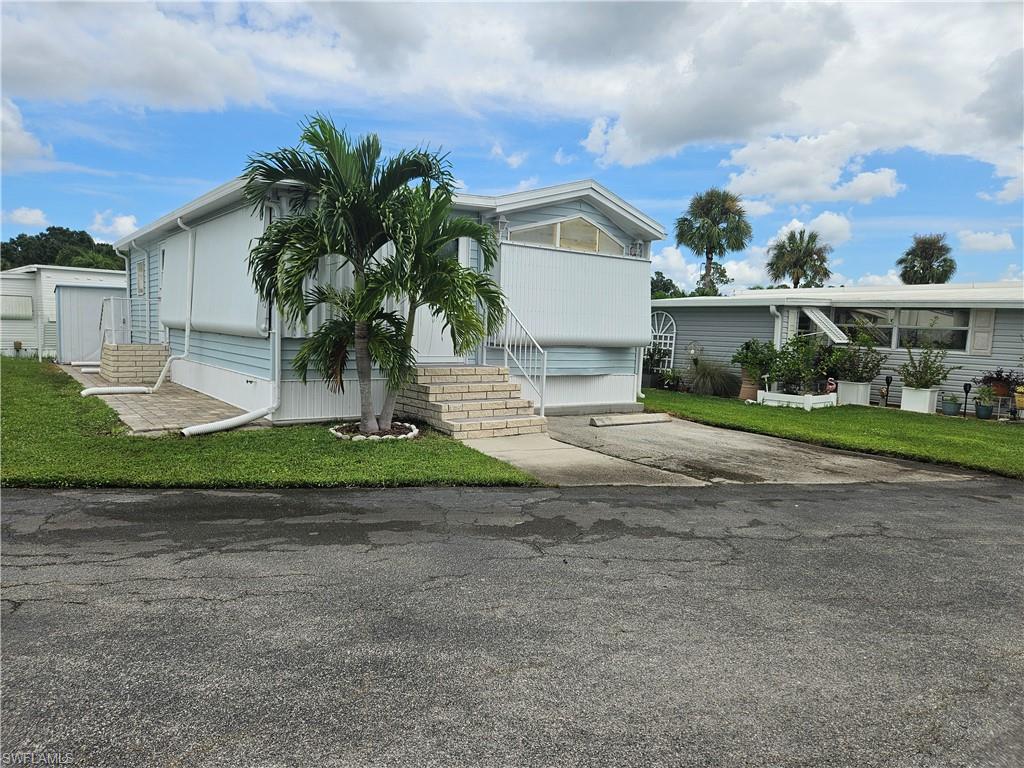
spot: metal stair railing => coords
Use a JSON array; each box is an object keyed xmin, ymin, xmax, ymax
[{"xmin": 484, "ymin": 306, "xmax": 547, "ymax": 416}]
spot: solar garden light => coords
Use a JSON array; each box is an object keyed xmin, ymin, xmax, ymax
[
  {"xmin": 883, "ymin": 375, "xmax": 893, "ymax": 407},
  {"xmin": 963, "ymin": 382, "xmax": 972, "ymax": 418}
]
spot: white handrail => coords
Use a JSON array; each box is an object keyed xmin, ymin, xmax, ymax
[{"xmin": 485, "ymin": 306, "xmax": 547, "ymax": 416}]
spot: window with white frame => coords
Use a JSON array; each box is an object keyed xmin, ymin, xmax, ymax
[
  {"xmin": 508, "ymin": 216, "xmax": 625, "ymax": 256},
  {"xmin": 135, "ymin": 261, "xmax": 146, "ymax": 296},
  {"xmin": 897, "ymin": 308, "xmax": 970, "ymax": 351},
  {"xmin": 832, "ymin": 307, "xmax": 971, "ymax": 351}
]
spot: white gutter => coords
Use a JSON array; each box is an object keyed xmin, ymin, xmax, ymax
[
  {"xmin": 81, "ymin": 218, "xmax": 197, "ymax": 397},
  {"xmin": 769, "ymin": 305, "xmax": 782, "ymax": 349}
]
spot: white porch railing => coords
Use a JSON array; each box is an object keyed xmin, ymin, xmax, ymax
[
  {"xmin": 100, "ymin": 297, "xmax": 163, "ymax": 344},
  {"xmin": 485, "ymin": 306, "xmax": 547, "ymax": 416}
]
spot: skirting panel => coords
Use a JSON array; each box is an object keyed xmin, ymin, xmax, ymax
[
  {"xmin": 171, "ymin": 358, "xmax": 272, "ymax": 412},
  {"xmin": 275, "ymin": 378, "xmax": 389, "ymax": 424},
  {"xmin": 511, "ymin": 373, "xmax": 638, "ymax": 409}
]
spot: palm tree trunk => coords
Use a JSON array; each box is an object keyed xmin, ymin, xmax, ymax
[
  {"xmin": 377, "ymin": 302, "xmax": 418, "ymax": 430},
  {"xmin": 703, "ymin": 251, "xmax": 714, "ymax": 292},
  {"xmin": 354, "ymin": 320, "xmax": 379, "ymax": 434}
]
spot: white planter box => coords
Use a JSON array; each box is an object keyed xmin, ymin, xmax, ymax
[
  {"xmin": 900, "ymin": 387, "xmax": 938, "ymax": 414},
  {"xmin": 756, "ymin": 390, "xmax": 838, "ymax": 411},
  {"xmin": 837, "ymin": 380, "xmax": 871, "ymax": 407}
]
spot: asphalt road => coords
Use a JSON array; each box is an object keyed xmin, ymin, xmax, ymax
[{"xmin": 2, "ymin": 481, "xmax": 1022, "ymax": 767}]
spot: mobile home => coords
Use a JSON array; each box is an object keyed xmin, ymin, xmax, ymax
[
  {"xmin": 651, "ymin": 282, "xmax": 1024, "ymax": 407},
  {"xmin": 107, "ymin": 178, "xmax": 664, "ymax": 425}
]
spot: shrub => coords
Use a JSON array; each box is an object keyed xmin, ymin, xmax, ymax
[
  {"xmin": 731, "ymin": 339, "xmax": 777, "ymax": 382},
  {"xmin": 973, "ymin": 368, "xmax": 1023, "ymax": 389},
  {"xmin": 689, "ymin": 359, "xmax": 740, "ymax": 397},
  {"xmin": 898, "ymin": 342, "xmax": 961, "ymax": 389},
  {"xmin": 770, "ymin": 335, "xmax": 828, "ymax": 393},
  {"xmin": 827, "ymin": 340, "xmax": 887, "ymax": 383}
]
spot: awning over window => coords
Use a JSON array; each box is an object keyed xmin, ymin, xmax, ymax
[{"xmin": 801, "ymin": 306, "xmax": 850, "ymax": 344}]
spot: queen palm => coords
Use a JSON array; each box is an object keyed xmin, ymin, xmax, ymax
[
  {"xmin": 766, "ymin": 228, "xmax": 833, "ymax": 289},
  {"xmin": 243, "ymin": 115, "xmax": 450, "ymax": 433},
  {"xmin": 897, "ymin": 233, "xmax": 957, "ymax": 284},
  {"xmin": 374, "ymin": 182, "xmax": 505, "ymax": 429},
  {"xmin": 675, "ymin": 188, "xmax": 752, "ymax": 294}
]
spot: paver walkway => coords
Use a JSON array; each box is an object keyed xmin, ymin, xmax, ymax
[{"xmin": 61, "ymin": 365, "xmax": 268, "ymax": 435}]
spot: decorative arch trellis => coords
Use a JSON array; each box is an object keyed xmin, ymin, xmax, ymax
[{"xmin": 649, "ymin": 311, "xmax": 676, "ymax": 371}]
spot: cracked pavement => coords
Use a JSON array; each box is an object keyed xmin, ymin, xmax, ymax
[{"xmin": 2, "ymin": 482, "xmax": 1023, "ymax": 767}]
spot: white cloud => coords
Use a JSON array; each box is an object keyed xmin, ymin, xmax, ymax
[
  {"xmin": 958, "ymin": 230, "xmax": 1015, "ymax": 252},
  {"xmin": 1001, "ymin": 263, "xmax": 1022, "ymax": 282},
  {"xmin": 552, "ymin": 147, "xmax": 575, "ymax": 165},
  {"xmin": 773, "ymin": 211, "xmax": 851, "ymax": 247},
  {"xmin": 490, "ymin": 143, "xmax": 527, "ymax": 169},
  {"xmin": 725, "ymin": 129, "xmax": 904, "ymax": 204},
  {"xmin": 855, "ymin": 270, "xmax": 902, "ymax": 286},
  {"xmin": 3, "ymin": 207, "xmax": 48, "ymax": 227},
  {"xmin": 88, "ymin": 210, "xmax": 137, "ymax": 242},
  {"xmin": 651, "ymin": 245, "xmax": 703, "ymax": 292},
  {"xmin": 0, "ymin": 3, "xmax": 1020, "ymax": 202},
  {"xmin": 742, "ymin": 199, "xmax": 774, "ymax": 217},
  {"xmin": 515, "ymin": 176, "xmax": 540, "ymax": 192},
  {"xmin": 2, "ymin": 98, "xmax": 54, "ymax": 171}
]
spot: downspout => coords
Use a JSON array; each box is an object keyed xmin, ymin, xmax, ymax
[
  {"xmin": 180, "ymin": 201, "xmax": 282, "ymax": 436},
  {"xmin": 769, "ymin": 304, "xmax": 782, "ymax": 349},
  {"xmin": 81, "ymin": 218, "xmax": 197, "ymax": 396}
]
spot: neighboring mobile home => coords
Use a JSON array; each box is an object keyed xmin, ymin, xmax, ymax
[
  {"xmin": 0, "ymin": 265, "xmax": 126, "ymax": 360},
  {"xmin": 651, "ymin": 282, "xmax": 1024, "ymax": 407},
  {"xmin": 110, "ymin": 178, "xmax": 664, "ymax": 423}
]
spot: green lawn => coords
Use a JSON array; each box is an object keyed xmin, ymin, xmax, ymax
[
  {"xmin": 0, "ymin": 358, "xmax": 537, "ymax": 488},
  {"xmin": 642, "ymin": 388, "xmax": 1024, "ymax": 480}
]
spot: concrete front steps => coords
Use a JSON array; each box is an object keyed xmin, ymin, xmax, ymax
[{"xmin": 396, "ymin": 366, "xmax": 547, "ymax": 440}]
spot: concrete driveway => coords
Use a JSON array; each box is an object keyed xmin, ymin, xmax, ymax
[
  {"xmin": 547, "ymin": 415, "xmax": 977, "ymax": 485},
  {"xmin": 3, "ymin": 483, "xmax": 1022, "ymax": 767}
]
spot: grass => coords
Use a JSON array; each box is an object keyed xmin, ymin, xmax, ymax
[
  {"xmin": 642, "ymin": 388, "xmax": 1024, "ymax": 480},
  {"xmin": 0, "ymin": 358, "xmax": 538, "ymax": 488}
]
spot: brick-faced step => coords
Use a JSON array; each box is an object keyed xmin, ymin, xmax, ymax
[
  {"xmin": 415, "ymin": 366, "xmax": 509, "ymax": 377},
  {"xmin": 447, "ymin": 415, "xmax": 547, "ymax": 432},
  {"xmin": 412, "ymin": 397, "xmax": 536, "ymax": 414}
]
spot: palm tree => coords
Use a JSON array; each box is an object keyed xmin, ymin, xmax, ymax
[
  {"xmin": 675, "ymin": 189, "xmax": 753, "ymax": 294},
  {"xmin": 243, "ymin": 115, "xmax": 450, "ymax": 433},
  {"xmin": 766, "ymin": 229, "xmax": 833, "ymax": 289},
  {"xmin": 897, "ymin": 234, "xmax": 956, "ymax": 284},
  {"xmin": 374, "ymin": 182, "xmax": 505, "ymax": 429}
]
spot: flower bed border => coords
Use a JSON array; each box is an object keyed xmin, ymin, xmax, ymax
[{"xmin": 329, "ymin": 422, "xmax": 420, "ymax": 441}]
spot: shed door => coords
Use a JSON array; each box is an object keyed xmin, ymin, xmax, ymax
[
  {"xmin": 412, "ymin": 238, "xmax": 471, "ymax": 365},
  {"xmin": 57, "ymin": 287, "xmax": 123, "ymax": 363}
]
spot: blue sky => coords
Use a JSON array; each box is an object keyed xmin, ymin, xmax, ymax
[{"xmin": 2, "ymin": 2, "xmax": 1022, "ymax": 291}]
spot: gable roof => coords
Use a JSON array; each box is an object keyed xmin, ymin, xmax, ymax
[
  {"xmin": 114, "ymin": 177, "xmax": 665, "ymax": 250},
  {"xmin": 3, "ymin": 264, "xmax": 126, "ymax": 276}
]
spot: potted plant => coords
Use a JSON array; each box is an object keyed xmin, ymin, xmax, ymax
[
  {"xmin": 973, "ymin": 368, "xmax": 1023, "ymax": 399},
  {"xmin": 940, "ymin": 393, "xmax": 962, "ymax": 416},
  {"xmin": 973, "ymin": 385, "xmax": 995, "ymax": 419},
  {"xmin": 897, "ymin": 342, "xmax": 961, "ymax": 414},
  {"xmin": 642, "ymin": 346, "xmax": 670, "ymax": 388},
  {"xmin": 661, "ymin": 368, "xmax": 687, "ymax": 392},
  {"xmin": 731, "ymin": 339, "xmax": 777, "ymax": 400},
  {"xmin": 1016, "ymin": 385, "xmax": 1024, "ymax": 411},
  {"xmin": 827, "ymin": 330, "xmax": 888, "ymax": 407}
]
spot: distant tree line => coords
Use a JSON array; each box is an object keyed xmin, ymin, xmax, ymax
[{"xmin": 0, "ymin": 227, "xmax": 123, "ymax": 271}]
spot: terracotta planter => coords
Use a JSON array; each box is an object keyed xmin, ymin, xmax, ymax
[
  {"xmin": 991, "ymin": 381, "xmax": 1010, "ymax": 398},
  {"xmin": 739, "ymin": 373, "xmax": 758, "ymax": 401}
]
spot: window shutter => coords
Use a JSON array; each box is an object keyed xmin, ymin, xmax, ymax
[{"xmin": 969, "ymin": 309, "xmax": 995, "ymax": 355}]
